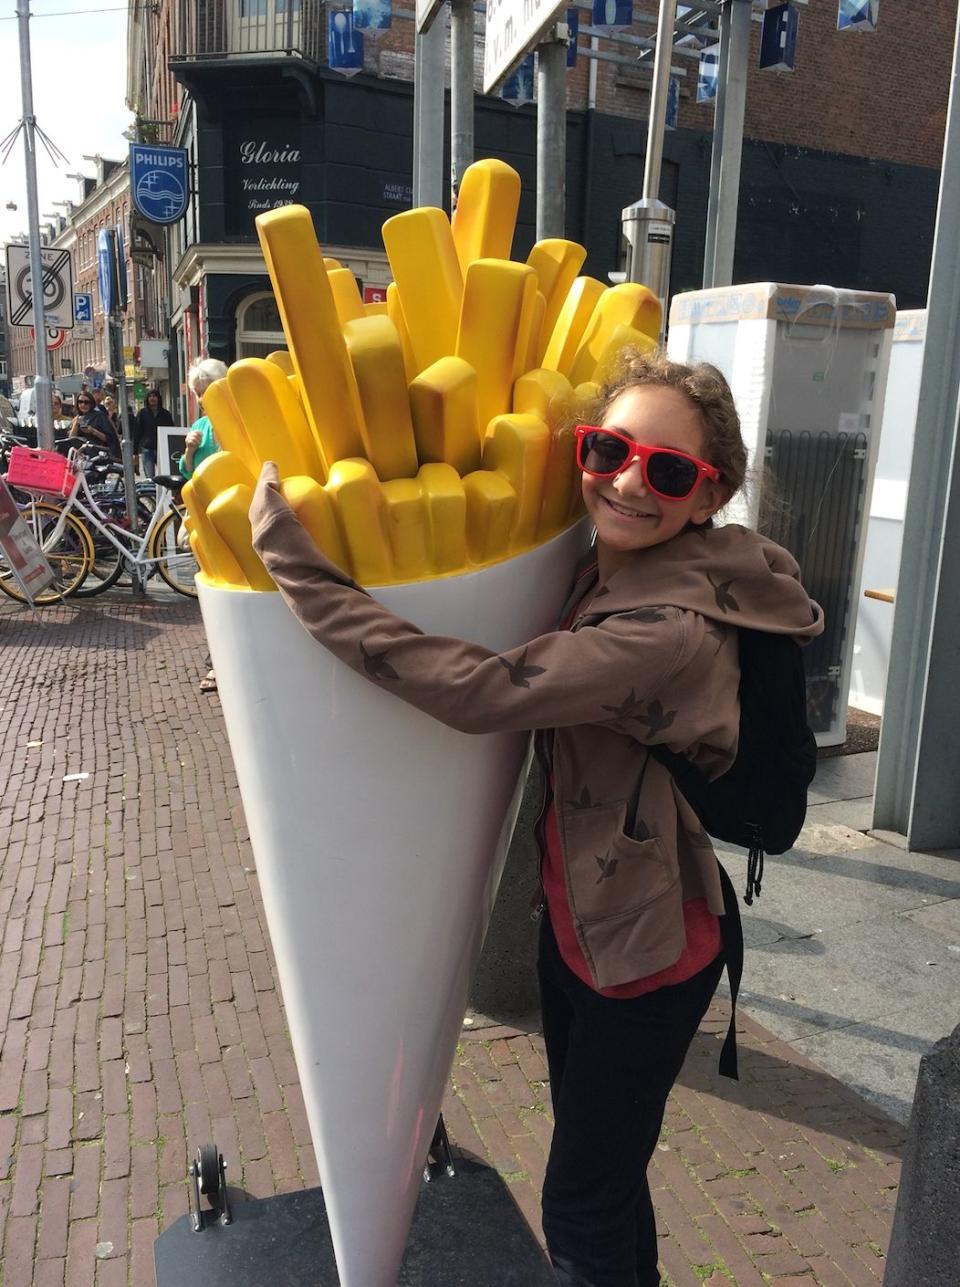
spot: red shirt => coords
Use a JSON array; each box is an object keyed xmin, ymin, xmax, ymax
[
  {"xmin": 542, "ymin": 556, "xmax": 721, "ymax": 997},
  {"xmin": 542, "ymin": 798, "xmax": 721, "ymax": 997}
]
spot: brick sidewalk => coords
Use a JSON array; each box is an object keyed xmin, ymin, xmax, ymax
[{"xmin": 0, "ymin": 594, "xmax": 905, "ymax": 1285}]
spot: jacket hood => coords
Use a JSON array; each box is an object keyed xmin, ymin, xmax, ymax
[{"xmin": 584, "ymin": 524, "xmax": 823, "ymax": 642}]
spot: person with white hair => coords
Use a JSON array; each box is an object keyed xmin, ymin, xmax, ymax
[{"xmin": 179, "ymin": 357, "xmax": 228, "ymax": 480}]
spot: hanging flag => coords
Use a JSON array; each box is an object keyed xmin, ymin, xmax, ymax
[
  {"xmin": 329, "ymin": 8, "xmax": 364, "ymax": 73},
  {"xmin": 353, "ymin": 0, "xmax": 391, "ymax": 30},
  {"xmin": 759, "ymin": 3, "xmax": 798, "ymax": 72},
  {"xmin": 697, "ymin": 44, "xmax": 720, "ymax": 103},
  {"xmin": 592, "ymin": 0, "xmax": 632, "ymax": 28},
  {"xmin": 501, "ymin": 54, "xmax": 535, "ymax": 107},
  {"xmin": 566, "ymin": 8, "xmax": 580, "ymax": 69},
  {"xmin": 665, "ymin": 76, "xmax": 680, "ymax": 130},
  {"xmin": 837, "ymin": 0, "xmax": 879, "ymax": 32}
]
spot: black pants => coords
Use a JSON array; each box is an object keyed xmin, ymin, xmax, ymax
[{"xmin": 538, "ymin": 916, "xmax": 724, "ymax": 1287}]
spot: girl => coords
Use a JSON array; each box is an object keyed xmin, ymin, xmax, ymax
[
  {"xmin": 69, "ymin": 391, "xmax": 121, "ymax": 459},
  {"xmin": 248, "ymin": 349, "xmax": 823, "ymax": 1287}
]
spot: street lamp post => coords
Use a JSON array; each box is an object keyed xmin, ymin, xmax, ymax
[{"xmin": 15, "ymin": 0, "xmax": 54, "ymax": 450}]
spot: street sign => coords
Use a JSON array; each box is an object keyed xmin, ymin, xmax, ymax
[
  {"xmin": 4, "ymin": 244, "xmax": 75, "ymax": 330},
  {"xmin": 129, "ymin": 144, "xmax": 189, "ymax": 225},
  {"xmin": 74, "ymin": 292, "xmax": 94, "ymax": 340},
  {"xmin": 0, "ymin": 477, "xmax": 55, "ymax": 604},
  {"xmin": 29, "ymin": 326, "xmax": 67, "ymax": 351},
  {"xmin": 415, "ymin": 0, "xmax": 445, "ymax": 34},
  {"xmin": 484, "ymin": 0, "xmax": 566, "ymax": 94}
]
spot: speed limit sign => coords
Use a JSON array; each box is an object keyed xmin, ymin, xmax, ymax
[{"xmin": 29, "ymin": 326, "xmax": 68, "ymax": 350}]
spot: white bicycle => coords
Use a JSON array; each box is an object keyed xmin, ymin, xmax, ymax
[{"xmin": 0, "ymin": 448, "xmax": 198, "ymax": 605}]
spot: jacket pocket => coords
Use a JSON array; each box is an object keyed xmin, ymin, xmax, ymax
[{"xmin": 562, "ymin": 803, "xmax": 677, "ymax": 925}]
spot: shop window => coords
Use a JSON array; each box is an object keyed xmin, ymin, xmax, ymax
[{"xmin": 236, "ymin": 292, "xmax": 286, "ymax": 359}]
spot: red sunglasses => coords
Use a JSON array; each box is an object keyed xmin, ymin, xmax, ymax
[{"xmin": 575, "ymin": 425, "xmax": 721, "ymax": 501}]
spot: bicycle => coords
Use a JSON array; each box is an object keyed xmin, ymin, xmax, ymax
[{"xmin": 0, "ymin": 447, "xmax": 198, "ymax": 605}]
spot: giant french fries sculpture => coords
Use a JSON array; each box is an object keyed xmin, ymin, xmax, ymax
[{"xmin": 186, "ymin": 159, "xmax": 659, "ymax": 1287}]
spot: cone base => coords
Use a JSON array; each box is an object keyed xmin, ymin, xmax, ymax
[{"xmin": 155, "ymin": 1159, "xmax": 556, "ymax": 1285}]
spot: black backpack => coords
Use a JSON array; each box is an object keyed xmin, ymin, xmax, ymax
[{"xmin": 652, "ymin": 629, "xmax": 817, "ymax": 905}]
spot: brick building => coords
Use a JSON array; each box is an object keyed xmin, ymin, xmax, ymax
[
  {"xmin": 6, "ymin": 159, "xmax": 141, "ymax": 399},
  {"xmin": 126, "ymin": 1, "xmax": 957, "ymax": 421}
]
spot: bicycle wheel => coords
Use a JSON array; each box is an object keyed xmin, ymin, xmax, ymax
[
  {"xmin": 73, "ymin": 501, "xmax": 155, "ymax": 598},
  {"xmin": 150, "ymin": 508, "xmax": 199, "ymax": 598},
  {"xmin": 0, "ymin": 501, "xmax": 94, "ymax": 604}
]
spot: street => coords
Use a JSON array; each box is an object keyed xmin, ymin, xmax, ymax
[{"xmin": 0, "ymin": 588, "xmax": 926, "ymax": 1286}]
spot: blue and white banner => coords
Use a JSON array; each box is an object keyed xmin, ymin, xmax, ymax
[
  {"xmin": 837, "ymin": 0, "xmax": 879, "ymax": 32},
  {"xmin": 566, "ymin": 7, "xmax": 579, "ymax": 69},
  {"xmin": 665, "ymin": 76, "xmax": 680, "ymax": 130},
  {"xmin": 129, "ymin": 144, "xmax": 188, "ymax": 225},
  {"xmin": 759, "ymin": 3, "xmax": 798, "ymax": 73},
  {"xmin": 353, "ymin": 0, "xmax": 391, "ymax": 30},
  {"xmin": 697, "ymin": 44, "xmax": 720, "ymax": 103},
  {"xmin": 329, "ymin": 8, "xmax": 364, "ymax": 72},
  {"xmin": 500, "ymin": 53, "xmax": 535, "ymax": 107},
  {"xmin": 592, "ymin": 0, "xmax": 632, "ymax": 28}
]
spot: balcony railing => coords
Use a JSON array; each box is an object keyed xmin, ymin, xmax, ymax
[{"xmin": 173, "ymin": 0, "xmax": 324, "ymax": 65}]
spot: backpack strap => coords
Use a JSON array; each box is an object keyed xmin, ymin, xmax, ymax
[{"xmin": 716, "ymin": 861, "xmax": 744, "ymax": 1080}]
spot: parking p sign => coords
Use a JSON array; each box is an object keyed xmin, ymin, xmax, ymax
[{"xmin": 74, "ymin": 292, "xmax": 94, "ymax": 339}]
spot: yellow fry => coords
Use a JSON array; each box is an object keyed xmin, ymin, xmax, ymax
[
  {"xmin": 226, "ymin": 358, "xmax": 323, "ymax": 480},
  {"xmin": 462, "ymin": 471, "xmax": 517, "ymax": 565},
  {"xmin": 182, "ymin": 478, "xmax": 247, "ymax": 586},
  {"xmin": 325, "ymin": 459, "xmax": 393, "ymax": 585},
  {"xmin": 206, "ymin": 483, "xmax": 275, "ymax": 591},
  {"xmin": 569, "ymin": 283, "xmax": 662, "ymax": 386},
  {"xmin": 386, "ymin": 283, "xmax": 418, "ymax": 383},
  {"xmin": 451, "ymin": 158, "xmax": 521, "ymax": 273},
  {"xmin": 279, "ymin": 476, "xmax": 348, "ymax": 570},
  {"xmin": 266, "ymin": 350, "xmax": 294, "ymax": 375},
  {"xmin": 383, "ymin": 478, "xmax": 430, "ymax": 580},
  {"xmin": 456, "ymin": 259, "xmax": 538, "ymax": 439},
  {"xmin": 482, "ymin": 412, "xmax": 551, "ymax": 550},
  {"xmin": 342, "ymin": 315, "xmax": 419, "ymax": 481},
  {"xmin": 526, "ymin": 239, "xmax": 588, "ymax": 356},
  {"xmin": 409, "ymin": 356, "xmax": 481, "ymax": 477},
  {"xmin": 540, "ymin": 276, "xmax": 607, "ymax": 378},
  {"xmin": 256, "ymin": 205, "xmax": 366, "ymax": 466},
  {"xmin": 382, "ymin": 207, "xmax": 463, "ymax": 373},
  {"xmin": 417, "ymin": 463, "xmax": 466, "ymax": 574},
  {"xmin": 328, "ymin": 267, "xmax": 366, "ymax": 326},
  {"xmin": 201, "ymin": 379, "xmax": 261, "ymax": 479}
]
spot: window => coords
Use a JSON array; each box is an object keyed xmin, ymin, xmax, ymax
[{"xmin": 236, "ymin": 292, "xmax": 286, "ymax": 359}]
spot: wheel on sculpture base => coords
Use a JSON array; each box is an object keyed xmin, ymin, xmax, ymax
[
  {"xmin": 196, "ymin": 1143, "xmax": 221, "ymax": 1196},
  {"xmin": 188, "ymin": 1141, "xmax": 232, "ymax": 1230}
]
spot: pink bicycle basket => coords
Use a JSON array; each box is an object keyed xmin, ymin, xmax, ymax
[{"xmin": 5, "ymin": 446, "xmax": 78, "ymax": 499}]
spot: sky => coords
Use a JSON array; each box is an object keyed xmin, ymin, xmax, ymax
[{"xmin": 0, "ymin": 1, "xmax": 131, "ymax": 249}]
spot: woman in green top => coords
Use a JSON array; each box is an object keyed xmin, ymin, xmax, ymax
[{"xmin": 179, "ymin": 357, "xmax": 228, "ymax": 479}]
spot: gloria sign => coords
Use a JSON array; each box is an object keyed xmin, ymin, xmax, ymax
[
  {"xmin": 130, "ymin": 144, "xmax": 189, "ymax": 224},
  {"xmin": 225, "ymin": 121, "xmax": 303, "ymax": 236},
  {"xmin": 483, "ymin": 0, "xmax": 566, "ymax": 94}
]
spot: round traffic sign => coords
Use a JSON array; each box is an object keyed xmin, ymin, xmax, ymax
[
  {"xmin": 30, "ymin": 325, "xmax": 68, "ymax": 350},
  {"xmin": 16, "ymin": 262, "xmax": 67, "ymax": 314}
]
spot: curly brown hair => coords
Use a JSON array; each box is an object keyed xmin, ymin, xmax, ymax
[{"xmin": 594, "ymin": 347, "xmax": 748, "ymax": 497}]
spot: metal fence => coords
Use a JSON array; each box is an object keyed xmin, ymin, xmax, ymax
[
  {"xmin": 175, "ymin": 0, "xmax": 324, "ymax": 64},
  {"xmin": 765, "ymin": 429, "xmax": 869, "ymax": 735}
]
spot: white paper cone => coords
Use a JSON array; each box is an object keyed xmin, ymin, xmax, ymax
[{"xmin": 198, "ymin": 520, "xmax": 590, "ymax": 1287}]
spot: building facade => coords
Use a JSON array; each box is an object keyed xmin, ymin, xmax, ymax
[
  {"xmin": 125, "ymin": 1, "xmax": 957, "ymax": 423},
  {"xmin": 6, "ymin": 159, "xmax": 141, "ymax": 399}
]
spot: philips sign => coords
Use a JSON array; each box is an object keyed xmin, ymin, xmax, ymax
[{"xmin": 130, "ymin": 144, "xmax": 189, "ymax": 225}]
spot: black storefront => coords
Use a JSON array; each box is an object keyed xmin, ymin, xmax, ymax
[{"xmin": 168, "ymin": 57, "xmax": 939, "ymax": 378}]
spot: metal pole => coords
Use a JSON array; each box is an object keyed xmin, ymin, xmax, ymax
[
  {"xmin": 108, "ymin": 312, "xmax": 143, "ymax": 595},
  {"xmin": 15, "ymin": 0, "xmax": 54, "ymax": 451},
  {"xmin": 710, "ymin": 0, "xmax": 750, "ymax": 287},
  {"xmin": 642, "ymin": 0, "xmax": 679, "ymax": 201},
  {"xmin": 449, "ymin": 0, "xmax": 474, "ymax": 205},
  {"xmin": 702, "ymin": 1, "xmax": 731, "ymax": 287},
  {"xmin": 413, "ymin": 11, "xmax": 445, "ymax": 208},
  {"xmin": 873, "ymin": 3, "xmax": 960, "ymax": 849},
  {"xmin": 537, "ymin": 35, "xmax": 567, "ymax": 240}
]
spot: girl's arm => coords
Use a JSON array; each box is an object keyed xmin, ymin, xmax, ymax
[{"xmin": 250, "ymin": 464, "xmax": 704, "ymax": 739}]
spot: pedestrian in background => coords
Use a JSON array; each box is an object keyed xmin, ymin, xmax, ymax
[
  {"xmin": 68, "ymin": 391, "xmax": 121, "ymax": 458},
  {"xmin": 133, "ymin": 387, "xmax": 172, "ymax": 479},
  {"xmin": 181, "ymin": 357, "xmax": 228, "ymax": 695},
  {"xmin": 179, "ymin": 357, "xmax": 226, "ymax": 480}
]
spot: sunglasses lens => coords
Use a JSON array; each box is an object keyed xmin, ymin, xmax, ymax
[
  {"xmin": 647, "ymin": 451, "xmax": 700, "ymax": 498},
  {"xmin": 582, "ymin": 430, "xmax": 630, "ymax": 476}
]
